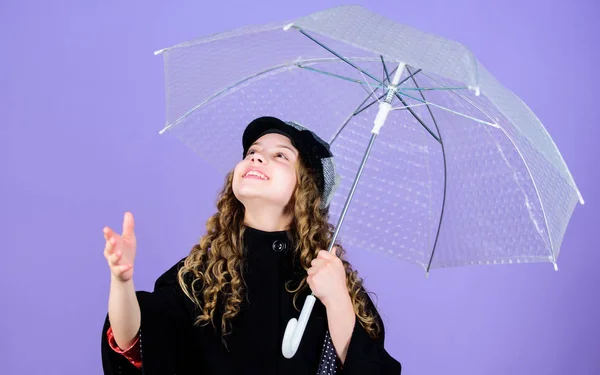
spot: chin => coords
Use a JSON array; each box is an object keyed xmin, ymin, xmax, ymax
[{"xmin": 236, "ymin": 192, "xmax": 291, "ymax": 211}]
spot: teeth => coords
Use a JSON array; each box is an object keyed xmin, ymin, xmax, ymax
[{"xmin": 245, "ymin": 170, "xmax": 268, "ymax": 180}]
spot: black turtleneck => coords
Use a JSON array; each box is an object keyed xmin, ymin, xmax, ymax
[{"xmin": 100, "ymin": 226, "xmax": 401, "ymax": 375}]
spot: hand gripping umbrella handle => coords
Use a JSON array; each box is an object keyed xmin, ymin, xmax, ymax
[{"xmin": 282, "ymin": 294, "xmax": 317, "ymax": 358}]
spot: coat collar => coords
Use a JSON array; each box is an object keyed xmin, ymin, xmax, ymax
[{"xmin": 243, "ymin": 225, "xmax": 294, "ymax": 259}]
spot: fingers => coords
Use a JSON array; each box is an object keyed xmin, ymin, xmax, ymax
[
  {"xmin": 104, "ymin": 239, "xmax": 121, "ymax": 264},
  {"xmin": 108, "ymin": 248, "xmax": 123, "ymax": 264},
  {"xmin": 103, "ymin": 219, "xmax": 134, "ymax": 281},
  {"xmin": 103, "ymin": 227, "xmax": 118, "ymax": 255},
  {"xmin": 310, "ymin": 249, "xmax": 342, "ymax": 269},
  {"xmin": 307, "ymin": 266, "xmax": 317, "ymax": 276},
  {"xmin": 316, "ymin": 249, "xmax": 342, "ymax": 267},
  {"xmin": 122, "ymin": 212, "xmax": 135, "ymax": 239},
  {"xmin": 103, "ymin": 235, "xmax": 133, "ymax": 276},
  {"xmin": 103, "ymin": 231, "xmax": 113, "ymax": 255},
  {"xmin": 103, "ymin": 226, "xmax": 112, "ymax": 241},
  {"xmin": 103, "ymin": 227, "xmax": 122, "ymax": 266},
  {"xmin": 310, "ymin": 258, "xmax": 325, "ymax": 268},
  {"xmin": 115, "ymin": 263, "xmax": 133, "ymax": 274},
  {"xmin": 103, "ymin": 227, "xmax": 119, "ymax": 244},
  {"xmin": 109, "ymin": 262, "xmax": 134, "ymax": 281},
  {"xmin": 308, "ymin": 249, "xmax": 344, "ymax": 278},
  {"xmin": 317, "ymin": 249, "xmax": 339, "ymax": 260}
]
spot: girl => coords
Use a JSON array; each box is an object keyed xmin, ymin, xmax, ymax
[{"xmin": 101, "ymin": 116, "xmax": 401, "ymax": 374}]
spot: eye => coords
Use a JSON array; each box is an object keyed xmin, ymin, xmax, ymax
[
  {"xmin": 246, "ymin": 149, "xmax": 256, "ymax": 157},
  {"xmin": 276, "ymin": 152, "xmax": 289, "ymax": 160}
]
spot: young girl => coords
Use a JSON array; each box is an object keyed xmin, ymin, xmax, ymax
[{"xmin": 101, "ymin": 116, "xmax": 401, "ymax": 374}]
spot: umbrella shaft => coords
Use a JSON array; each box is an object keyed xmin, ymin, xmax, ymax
[
  {"xmin": 327, "ymin": 63, "xmax": 404, "ymax": 253},
  {"xmin": 385, "ymin": 62, "xmax": 406, "ymax": 103},
  {"xmin": 327, "ymin": 132, "xmax": 378, "ymax": 253}
]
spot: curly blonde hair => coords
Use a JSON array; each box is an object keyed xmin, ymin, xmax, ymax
[{"xmin": 177, "ymin": 157, "xmax": 381, "ymax": 341}]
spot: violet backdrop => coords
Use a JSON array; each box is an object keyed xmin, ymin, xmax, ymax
[{"xmin": 1, "ymin": 0, "xmax": 598, "ymax": 374}]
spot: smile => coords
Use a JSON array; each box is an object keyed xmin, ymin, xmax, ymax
[{"xmin": 243, "ymin": 170, "xmax": 269, "ymax": 180}]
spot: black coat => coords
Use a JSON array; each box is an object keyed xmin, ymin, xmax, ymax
[{"xmin": 101, "ymin": 227, "xmax": 401, "ymax": 374}]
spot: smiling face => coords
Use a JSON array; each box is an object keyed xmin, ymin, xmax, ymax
[{"xmin": 232, "ymin": 132, "xmax": 299, "ymax": 212}]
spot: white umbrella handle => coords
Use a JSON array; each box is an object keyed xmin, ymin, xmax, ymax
[{"xmin": 282, "ymin": 294, "xmax": 317, "ymax": 358}]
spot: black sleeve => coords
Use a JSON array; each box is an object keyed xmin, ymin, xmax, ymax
[
  {"xmin": 100, "ymin": 258, "xmax": 197, "ymax": 375},
  {"xmin": 339, "ymin": 292, "xmax": 401, "ymax": 375}
]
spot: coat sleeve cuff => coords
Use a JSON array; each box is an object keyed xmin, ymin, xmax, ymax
[
  {"xmin": 106, "ymin": 326, "xmax": 142, "ymax": 369},
  {"xmin": 343, "ymin": 316, "xmax": 373, "ymax": 366},
  {"xmin": 340, "ymin": 314, "xmax": 402, "ymax": 374}
]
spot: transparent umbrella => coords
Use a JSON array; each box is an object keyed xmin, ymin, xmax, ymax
[{"xmin": 153, "ymin": 5, "xmax": 584, "ymax": 359}]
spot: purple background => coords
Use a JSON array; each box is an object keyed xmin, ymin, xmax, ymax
[{"xmin": 1, "ymin": 1, "xmax": 598, "ymax": 374}]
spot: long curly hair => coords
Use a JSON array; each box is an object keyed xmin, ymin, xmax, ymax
[{"xmin": 177, "ymin": 157, "xmax": 381, "ymax": 341}]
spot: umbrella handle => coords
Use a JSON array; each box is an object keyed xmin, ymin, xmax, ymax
[{"xmin": 282, "ymin": 294, "xmax": 317, "ymax": 358}]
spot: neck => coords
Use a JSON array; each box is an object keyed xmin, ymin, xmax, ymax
[{"xmin": 243, "ymin": 203, "xmax": 293, "ymax": 232}]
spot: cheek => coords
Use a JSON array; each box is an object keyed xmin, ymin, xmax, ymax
[
  {"xmin": 285, "ymin": 171, "xmax": 298, "ymax": 195},
  {"xmin": 231, "ymin": 163, "xmax": 244, "ymax": 190}
]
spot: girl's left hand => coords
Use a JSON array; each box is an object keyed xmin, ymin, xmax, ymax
[{"xmin": 307, "ymin": 249, "xmax": 350, "ymax": 308}]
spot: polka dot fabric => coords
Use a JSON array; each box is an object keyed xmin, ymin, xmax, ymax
[{"xmin": 316, "ymin": 331, "xmax": 338, "ymax": 374}]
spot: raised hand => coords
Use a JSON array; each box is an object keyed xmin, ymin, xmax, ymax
[{"xmin": 103, "ymin": 212, "xmax": 137, "ymax": 282}]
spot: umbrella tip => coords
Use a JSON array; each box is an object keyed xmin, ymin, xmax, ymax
[
  {"xmin": 553, "ymin": 262, "xmax": 558, "ymax": 271},
  {"xmin": 154, "ymin": 48, "xmax": 167, "ymax": 56},
  {"xmin": 283, "ymin": 23, "xmax": 294, "ymax": 31}
]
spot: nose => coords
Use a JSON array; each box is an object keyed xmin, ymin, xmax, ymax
[{"xmin": 250, "ymin": 153, "xmax": 266, "ymax": 164}]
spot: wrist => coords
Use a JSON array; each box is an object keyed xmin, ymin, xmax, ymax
[
  {"xmin": 323, "ymin": 290, "xmax": 353, "ymax": 311},
  {"xmin": 111, "ymin": 274, "xmax": 134, "ymax": 285}
]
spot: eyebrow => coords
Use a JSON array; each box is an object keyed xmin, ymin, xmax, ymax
[{"xmin": 252, "ymin": 142, "xmax": 298, "ymax": 156}]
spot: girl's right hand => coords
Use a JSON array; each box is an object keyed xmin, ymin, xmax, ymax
[{"xmin": 103, "ymin": 212, "xmax": 137, "ymax": 282}]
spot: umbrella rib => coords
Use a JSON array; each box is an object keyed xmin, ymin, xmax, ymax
[
  {"xmin": 381, "ymin": 55, "xmax": 391, "ymax": 84},
  {"xmin": 393, "ymin": 92, "xmax": 442, "ymax": 143},
  {"xmin": 398, "ymin": 68, "xmax": 423, "ymax": 86},
  {"xmin": 329, "ymin": 89, "xmax": 390, "ymax": 145},
  {"xmin": 298, "ymin": 58, "xmax": 427, "ymax": 118},
  {"xmin": 377, "ymin": 57, "xmax": 441, "ymax": 143},
  {"xmin": 354, "ymin": 92, "xmax": 387, "ymax": 117},
  {"xmin": 381, "ymin": 57, "xmax": 425, "ymax": 87},
  {"xmin": 358, "ymin": 70, "xmax": 383, "ymax": 104},
  {"xmin": 390, "ymin": 103, "xmax": 430, "ymax": 111},
  {"xmin": 405, "ymin": 66, "xmax": 448, "ymax": 275},
  {"xmin": 417, "ymin": 71, "xmax": 505, "ymax": 129},
  {"xmin": 380, "ymin": 55, "xmax": 424, "ymax": 88},
  {"xmin": 160, "ymin": 57, "xmax": 387, "ymax": 134},
  {"xmin": 295, "ymin": 62, "xmax": 434, "ymax": 107},
  {"xmin": 296, "ymin": 64, "xmax": 385, "ymax": 88},
  {"xmin": 395, "ymin": 91, "xmax": 498, "ymax": 128},
  {"xmin": 329, "ymin": 93, "xmax": 376, "ymax": 145},
  {"xmin": 379, "ymin": 55, "xmax": 443, "ymax": 146},
  {"xmin": 329, "ymin": 59, "xmax": 422, "ymax": 144},
  {"xmin": 402, "ymin": 87, "xmax": 470, "ymax": 91},
  {"xmin": 296, "ymin": 27, "xmax": 384, "ymax": 85},
  {"xmin": 382, "ymin": 57, "xmax": 387, "ymax": 86},
  {"xmin": 159, "ymin": 64, "xmax": 290, "ymax": 134},
  {"xmin": 294, "ymin": 63, "xmax": 387, "ymax": 106}
]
